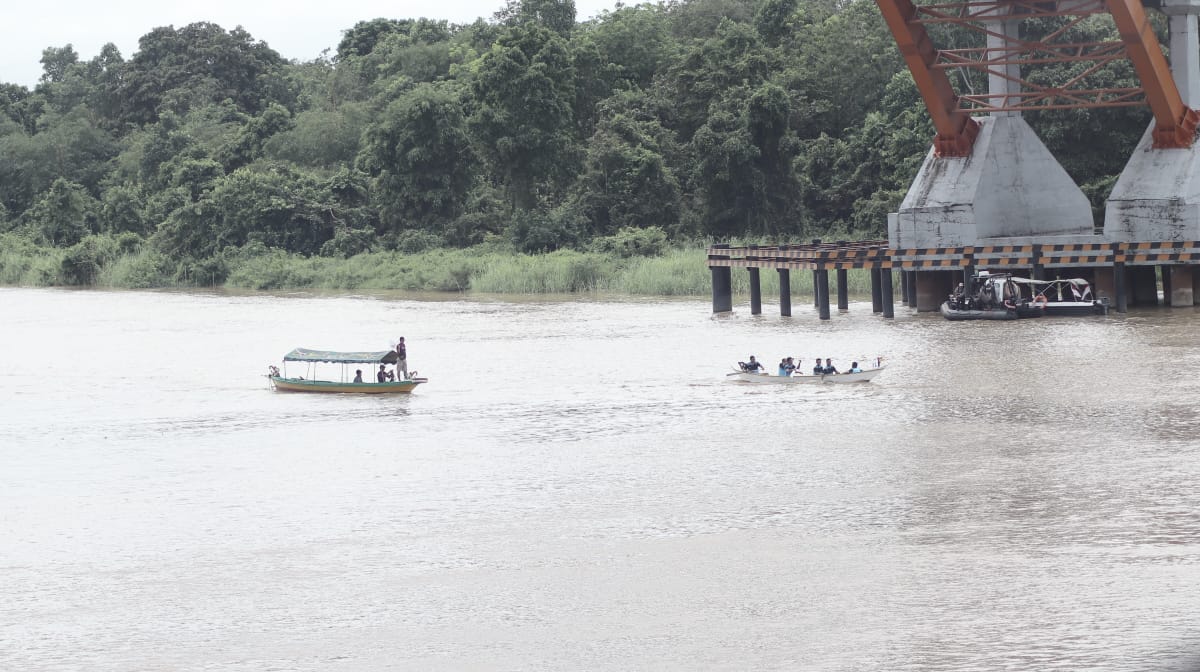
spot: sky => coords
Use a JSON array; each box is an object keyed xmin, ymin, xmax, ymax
[{"xmin": 1, "ymin": 0, "xmax": 622, "ymax": 88}]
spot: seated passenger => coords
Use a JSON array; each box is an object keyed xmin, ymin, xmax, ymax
[
  {"xmin": 377, "ymin": 364, "xmax": 394, "ymax": 382},
  {"xmin": 353, "ymin": 369, "xmax": 363, "ymax": 383},
  {"xmin": 778, "ymin": 359, "xmax": 790, "ymax": 376},
  {"xmin": 822, "ymin": 358, "xmax": 839, "ymax": 374},
  {"xmin": 848, "ymin": 361, "xmax": 862, "ymax": 373},
  {"xmin": 813, "ymin": 358, "xmax": 824, "ymax": 375}
]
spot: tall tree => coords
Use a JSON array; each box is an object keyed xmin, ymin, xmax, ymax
[
  {"xmin": 117, "ymin": 23, "xmax": 289, "ymax": 125},
  {"xmin": 468, "ymin": 23, "xmax": 578, "ymax": 210},
  {"xmin": 358, "ymin": 83, "xmax": 476, "ymax": 235}
]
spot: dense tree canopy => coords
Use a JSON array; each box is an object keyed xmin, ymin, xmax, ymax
[{"xmin": 0, "ymin": 0, "xmax": 1152, "ymax": 282}]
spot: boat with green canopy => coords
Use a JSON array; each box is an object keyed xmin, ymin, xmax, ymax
[{"xmin": 268, "ymin": 347, "xmax": 427, "ymax": 394}]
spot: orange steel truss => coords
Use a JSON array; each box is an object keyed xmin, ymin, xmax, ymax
[{"xmin": 876, "ymin": 0, "xmax": 1200, "ymax": 156}]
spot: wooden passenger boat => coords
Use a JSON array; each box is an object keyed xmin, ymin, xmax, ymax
[
  {"xmin": 268, "ymin": 347, "xmax": 427, "ymax": 394},
  {"xmin": 727, "ymin": 366, "xmax": 886, "ymax": 384}
]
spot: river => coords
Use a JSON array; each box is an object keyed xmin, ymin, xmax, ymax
[{"xmin": 1, "ymin": 287, "xmax": 1198, "ymax": 671}]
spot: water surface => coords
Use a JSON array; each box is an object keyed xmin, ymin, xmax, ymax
[{"xmin": 1, "ymin": 288, "xmax": 1198, "ymax": 671}]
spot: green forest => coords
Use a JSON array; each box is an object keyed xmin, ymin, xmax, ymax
[{"xmin": 0, "ymin": 0, "xmax": 1154, "ymax": 292}]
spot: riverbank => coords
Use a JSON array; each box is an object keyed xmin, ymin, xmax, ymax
[{"xmin": 0, "ymin": 234, "xmax": 874, "ymax": 296}]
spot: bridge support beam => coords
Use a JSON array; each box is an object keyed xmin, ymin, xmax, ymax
[
  {"xmin": 892, "ymin": 117, "xmax": 1094, "ymax": 249},
  {"xmin": 816, "ymin": 268, "xmax": 831, "ymax": 321},
  {"xmin": 1105, "ymin": 0, "xmax": 1200, "ymax": 240},
  {"xmin": 1115, "ymin": 262, "xmax": 1128, "ymax": 313},
  {"xmin": 748, "ymin": 268, "xmax": 762, "ymax": 315},
  {"xmin": 881, "ymin": 270, "xmax": 895, "ymax": 318},
  {"xmin": 778, "ymin": 269, "xmax": 792, "ymax": 316},
  {"xmin": 870, "ymin": 268, "xmax": 883, "ymax": 313},
  {"xmin": 836, "ymin": 269, "xmax": 849, "ymax": 310},
  {"xmin": 899, "ymin": 270, "xmax": 909, "ymax": 305},
  {"xmin": 711, "ymin": 267, "xmax": 732, "ymax": 313}
]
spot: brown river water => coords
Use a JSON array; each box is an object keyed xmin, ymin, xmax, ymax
[{"xmin": 1, "ymin": 287, "xmax": 1199, "ymax": 671}]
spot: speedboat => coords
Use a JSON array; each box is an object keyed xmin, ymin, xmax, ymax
[{"xmin": 268, "ymin": 347, "xmax": 427, "ymax": 393}]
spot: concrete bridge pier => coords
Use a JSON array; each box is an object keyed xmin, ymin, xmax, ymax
[
  {"xmin": 870, "ymin": 269, "xmax": 883, "ymax": 313},
  {"xmin": 1093, "ymin": 266, "xmax": 1116, "ymax": 302},
  {"xmin": 1115, "ymin": 262, "xmax": 1129, "ymax": 313},
  {"xmin": 1169, "ymin": 265, "xmax": 1195, "ymax": 305},
  {"xmin": 914, "ymin": 270, "xmax": 955, "ymax": 312},
  {"xmin": 749, "ymin": 268, "xmax": 762, "ymax": 315},
  {"xmin": 711, "ymin": 266, "xmax": 732, "ymax": 313},
  {"xmin": 836, "ymin": 269, "xmax": 849, "ymax": 310},
  {"xmin": 899, "ymin": 271, "xmax": 909, "ymax": 305},
  {"xmin": 1130, "ymin": 266, "xmax": 1160, "ymax": 305},
  {"xmin": 816, "ymin": 268, "xmax": 831, "ymax": 320},
  {"xmin": 778, "ymin": 269, "xmax": 792, "ymax": 316},
  {"xmin": 1105, "ymin": 0, "xmax": 1200, "ymax": 242},
  {"xmin": 881, "ymin": 270, "xmax": 895, "ymax": 318}
]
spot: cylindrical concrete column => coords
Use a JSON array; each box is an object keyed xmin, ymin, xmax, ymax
[
  {"xmin": 711, "ymin": 266, "xmax": 733, "ymax": 313},
  {"xmin": 907, "ymin": 270, "xmax": 918, "ymax": 306},
  {"xmin": 1114, "ymin": 262, "xmax": 1127, "ymax": 313},
  {"xmin": 748, "ymin": 267, "xmax": 762, "ymax": 315},
  {"xmin": 881, "ymin": 269, "xmax": 895, "ymax": 318},
  {"xmin": 899, "ymin": 270, "xmax": 909, "ymax": 305},
  {"xmin": 870, "ymin": 268, "xmax": 883, "ymax": 313},
  {"xmin": 778, "ymin": 268, "xmax": 792, "ymax": 317},
  {"xmin": 812, "ymin": 270, "xmax": 820, "ymax": 308},
  {"xmin": 836, "ymin": 268, "xmax": 849, "ymax": 310},
  {"xmin": 817, "ymin": 268, "xmax": 831, "ymax": 320}
]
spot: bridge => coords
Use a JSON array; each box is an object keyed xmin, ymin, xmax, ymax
[{"xmin": 710, "ymin": 0, "xmax": 1200, "ymax": 317}]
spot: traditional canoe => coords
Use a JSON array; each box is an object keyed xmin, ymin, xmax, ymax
[
  {"xmin": 268, "ymin": 347, "xmax": 427, "ymax": 394},
  {"xmin": 727, "ymin": 366, "xmax": 886, "ymax": 384}
]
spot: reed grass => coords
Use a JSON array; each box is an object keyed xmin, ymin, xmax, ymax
[
  {"xmin": 0, "ymin": 236, "xmax": 65, "ymax": 285},
  {"xmin": 1, "ymin": 239, "xmax": 888, "ymax": 298}
]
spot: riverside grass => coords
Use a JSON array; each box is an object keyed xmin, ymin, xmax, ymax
[{"xmin": 2, "ymin": 241, "xmax": 877, "ymax": 297}]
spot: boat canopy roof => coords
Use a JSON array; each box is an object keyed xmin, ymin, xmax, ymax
[
  {"xmin": 283, "ymin": 347, "xmax": 398, "ymax": 364},
  {"xmin": 1008, "ymin": 277, "xmax": 1090, "ymax": 286}
]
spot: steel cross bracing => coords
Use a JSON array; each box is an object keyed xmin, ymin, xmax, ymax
[{"xmin": 876, "ymin": 0, "xmax": 1199, "ymax": 155}]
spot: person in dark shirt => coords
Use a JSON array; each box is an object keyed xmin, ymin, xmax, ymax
[
  {"xmin": 741, "ymin": 356, "xmax": 764, "ymax": 372},
  {"xmin": 395, "ymin": 337, "xmax": 408, "ymax": 379},
  {"xmin": 813, "ymin": 358, "xmax": 824, "ymax": 375},
  {"xmin": 377, "ymin": 364, "xmax": 394, "ymax": 382},
  {"xmin": 822, "ymin": 358, "xmax": 839, "ymax": 374},
  {"xmin": 353, "ymin": 369, "xmax": 363, "ymax": 383}
]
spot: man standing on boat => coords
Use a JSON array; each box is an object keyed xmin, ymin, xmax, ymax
[{"xmin": 395, "ymin": 337, "xmax": 407, "ymax": 380}]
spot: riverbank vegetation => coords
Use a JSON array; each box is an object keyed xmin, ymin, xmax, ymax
[
  {"xmin": 0, "ymin": 230, "xmax": 874, "ymax": 295},
  {"xmin": 0, "ymin": 0, "xmax": 1148, "ymax": 293}
]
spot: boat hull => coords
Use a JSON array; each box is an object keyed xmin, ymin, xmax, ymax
[
  {"xmin": 940, "ymin": 302, "xmax": 1039, "ymax": 320},
  {"xmin": 270, "ymin": 376, "xmax": 426, "ymax": 394},
  {"xmin": 729, "ymin": 366, "xmax": 885, "ymax": 384},
  {"xmin": 1042, "ymin": 301, "xmax": 1108, "ymax": 316}
]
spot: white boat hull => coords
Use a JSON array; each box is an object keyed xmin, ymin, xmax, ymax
[{"xmin": 728, "ymin": 366, "xmax": 885, "ymax": 384}]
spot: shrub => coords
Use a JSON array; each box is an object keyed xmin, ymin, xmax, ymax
[
  {"xmin": 60, "ymin": 235, "xmax": 119, "ymax": 285},
  {"xmin": 590, "ymin": 226, "xmax": 668, "ymax": 258},
  {"xmin": 320, "ymin": 226, "xmax": 375, "ymax": 258}
]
